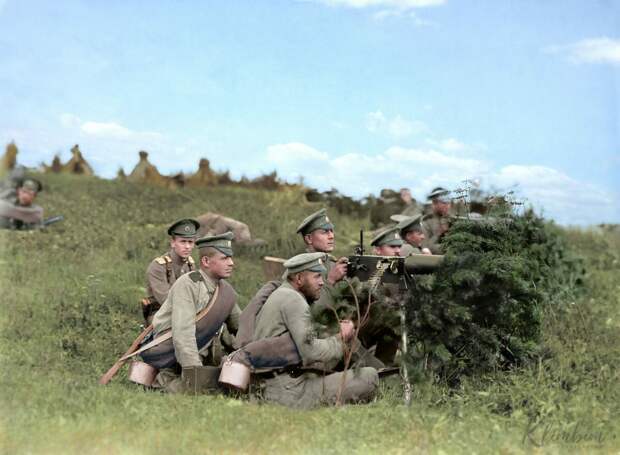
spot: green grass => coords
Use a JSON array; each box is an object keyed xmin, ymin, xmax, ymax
[{"xmin": 1, "ymin": 173, "xmax": 618, "ymax": 454}]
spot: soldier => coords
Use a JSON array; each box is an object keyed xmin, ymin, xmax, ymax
[
  {"xmin": 148, "ymin": 232, "xmax": 241, "ymax": 393},
  {"xmin": 362, "ymin": 227, "xmax": 405, "ymax": 365},
  {"xmin": 422, "ymin": 187, "xmax": 453, "ymax": 254},
  {"xmin": 297, "ymin": 208, "xmax": 348, "ymax": 314},
  {"xmin": 371, "ymin": 226, "xmax": 404, "ymax": 257},
  {"xmin": 399, "ymin": 187, "xmax": 420, "ymax": 217},
  {"xmin": 143, "ymin": 219, "xmax": 199, "ymax": 323},
  {"xmin": 0, "ymin": 177, "xmax": 44, "ymax": 230},
  {"xmin": 397, "ymin": 215, "xmax": 432, "ymax": 256},
  {"xmin": 253, "ymin": 252, "xmax": 378, "ymax": 408}
]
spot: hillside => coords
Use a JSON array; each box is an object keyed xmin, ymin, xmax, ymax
[{"xmin": 1, "ymin": 173, "xmax": 618, "ymax": 454}]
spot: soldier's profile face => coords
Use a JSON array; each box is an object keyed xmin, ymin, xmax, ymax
[
  {"xmin": 305, "ymin": 228, "xmax": 335, "ymax": 252},
  {"xmin": 405, "ymin": 230, "xmax": 425, "ymax": 247},
  {"xmin": 299, "ymin": 271, "xmax": 324, "ymax": 301},
  {"xmin": 17, "ymin": 188, "xmax": 36, "ymax": 206},
  {"xmin": 432, "ymin": 200, "xmax": 451, "ymax": 216},
  {"xmin": 203, "ymin": 251, "xmax": 234, "ymax": 279},
  {"xmin": 373, "ymin": 244, "xmax": 401, "ymax": 257},
  {"xmin": 170, "ymin": 237, "xmax": 195, "ymax": 259}
]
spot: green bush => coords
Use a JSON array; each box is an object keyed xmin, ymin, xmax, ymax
[{"xmin": 405, "ymin": 210, "xmax": 585, "ymax": 383}]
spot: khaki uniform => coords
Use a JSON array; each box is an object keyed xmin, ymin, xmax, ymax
[
  {"xmin": 309, "ymin": 252, "xmax": 339, "ymax": 318},
  {"xmin": 0, "ymin": 198, "xmax": 43, "ymax": 230},
  {"xmin": 151, "ymin": 270, "xmax": 241, "ymax": 392},
  {"xmin": 400, "ymin": 243, "xmax": 422, "ymax": 257},
  {"xmin": 400, "ymin": 203, "xmax": 420, "ymax": 217},
  {"xmin": 253, "ymin": 281, "xmax": 378, "ymax": 408},
  {"xmin": 146, "ymin": 250, "xmax": 195, "ymax": 307},
  {"xmin": 421, "ymin": 213, "xmax": 451, "ymax": 254}
]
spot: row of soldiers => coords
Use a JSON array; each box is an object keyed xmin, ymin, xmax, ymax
[{"xmin": 118, "ymin": 187, "xmax": 453, "ymax": 408}]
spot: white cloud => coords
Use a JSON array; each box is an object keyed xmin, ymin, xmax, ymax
[
  {"xmin": 366, "ymin": 110, "xmax": 428, "ymax": 138},
  {"xmin": 318, "ymin": 0, "xmax": 444, "ymax": 9},
  {"xmin": 373, "ymin": 9, "xmax": 437, "ymax": 26},
  {"xmin": 264, "ymin": 142, "xmax": 618, "ymax": 225},
  {"xmin": 267, "ymin": 142, "xmax": 329, "ymax": 163},
  {"xmin": 313, "ymin": 0, "xmax": 444, "ymax": 21},
  {"xmin": 545, "ymin": 37, "xmax": 620, "ymax": 65},
  {"xmin": 426, "ymin": 137, "xmax": 468, "ymax": 152},
  {"xmin": 489, "ymin": 165, "xmax": 617, "ymax": 225},
  {"xmin": 60, "ymin": 113, "xmax": 164, "ymax": 143},
  {"xmin": 265, "ymin": 142, "xmax": 489, "ymax": 198}
]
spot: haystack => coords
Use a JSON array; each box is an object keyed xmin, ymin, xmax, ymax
[
  {"xmin": 185, "ymin": 158, "xmax": 218, "ymax": 187},
  {"xmin": 0, "ymin": 142, "xmax": 18, "ymax": 179},
  {"xmin": 62, "ymin": 145, "xmax": 94, "ymax": 175},
  {"xmin": 127, "ymin": 151, "xmax": 170, "ymax": 187}
]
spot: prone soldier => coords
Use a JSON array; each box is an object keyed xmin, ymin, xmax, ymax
[
  {"xmin": 143, "ymin": 219, "xmax": 199, "ymax": 323},
  {"xmin": 0, "ymin": 177, "xmax": 44, "ymax": 230}
]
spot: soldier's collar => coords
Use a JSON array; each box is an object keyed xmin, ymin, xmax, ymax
[
  {"xmin": 169, "ymin": 249, "xmax": 186, "ymax": 264},
  {"xmin": 199, "ymin": 269, "xmax": 219, "ymax": 290}
]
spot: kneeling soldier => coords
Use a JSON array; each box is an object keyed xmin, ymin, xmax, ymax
[
  {"xmin": 143, "ymin": 219, "xmax": 199, "ymax": 323},
  {"xmin": 252, "ymin": 252, "xmax": 378, "ymax": 408},
  {"xmin": 146, "ymin": 232, "xmax": 241, "ymax": 393}
]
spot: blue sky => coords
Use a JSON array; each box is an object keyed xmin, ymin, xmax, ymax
[{"xmin": 1, "ymin": 0, "xmax": 618, "ymax": 225}]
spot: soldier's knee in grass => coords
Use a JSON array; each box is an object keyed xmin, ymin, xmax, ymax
[{"xmin": 359, "ymin": 367, "xmax": 379, "ymax": 388}]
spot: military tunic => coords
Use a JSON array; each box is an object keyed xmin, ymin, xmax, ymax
[
  {"xmin": 0, "ymin": 198, "xmax": 43, "ymax": 230},
  {"xmin": 400, "ymin": 243, "xmax": 422, "ymax": 257},
  {"xmin": 146, "ymin": 250, "xmax": 195, "ymax": 306},
  {"xmin": 152, "ymin": 270, "xmax": 241, "ymax": 367},
  {"xmin": 253, "ymin": 281, "xmax": 378, "ymax": 408},
  {"xmin": 421, "ymin": 213, "xmax": 451, "ymax": 254},
  {"xmin": 150, "ymin": 270, "xmax": 241, "ymax": 392}
]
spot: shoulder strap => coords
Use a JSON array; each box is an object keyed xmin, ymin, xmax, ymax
[
  {"xmin": 187, "ymin": 256, "xmax": 196, "ymax": 271},
  {"xmin": 163, "ymin": 254, "xmax": 173, "ymax": 283},
  {"xmin": 121, "ymin": 284, "xmax": 221, "ymax": 361}
]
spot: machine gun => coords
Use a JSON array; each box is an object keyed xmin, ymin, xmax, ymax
[
  {"xmin": 346, "ymin": 230, "xmax": 443, "ymax": 288},
  {"xmin": 346, "ymin": 230, "xmax": 444, "ymax": 405}
]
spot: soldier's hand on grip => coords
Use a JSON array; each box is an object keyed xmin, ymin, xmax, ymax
[
  {"xmin": 339, "ymin": 319, "xmax": 355, "ymax": 342},
  {"xmin": 328, "ymin": 257, "xmax": 349, "ymax": 285}
]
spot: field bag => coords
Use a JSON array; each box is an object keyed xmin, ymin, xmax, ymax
[
  {"xmin": 122, "ymin": 280, "xmax": 237, "ymax": 370},
  {"xmin": 234, "ymin": 280, "xmax": 302, "ymax": 371}
]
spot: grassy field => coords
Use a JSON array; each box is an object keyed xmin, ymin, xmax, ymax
[{"xmin": 1, "ymin": 173, "xmax": 618, "ymax": 454}]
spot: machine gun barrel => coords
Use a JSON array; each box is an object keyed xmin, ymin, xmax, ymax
[{"xmin": 404, "ymin": 254, "xmax": 444, "ymax": 274}]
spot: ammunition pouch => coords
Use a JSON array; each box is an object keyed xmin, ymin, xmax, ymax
[{"xmin": 182, "ymin": 366, "xmax": 222, "ymax": 395}]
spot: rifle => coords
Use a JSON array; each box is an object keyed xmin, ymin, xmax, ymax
[
  {"xmin": 346, "ymin": 230, "xmax": 443, "ymax": 405},
  {"xmin": 42, "ymin": 215, "xmax": 64, "ymax": 227}
]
